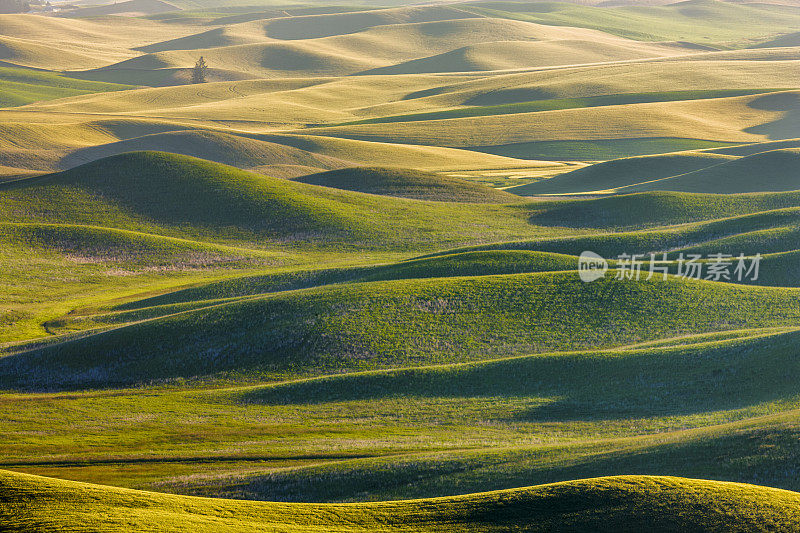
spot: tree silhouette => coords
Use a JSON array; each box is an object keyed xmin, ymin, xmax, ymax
[{"xmin": 191, "ymin": 56, "xmax": 208, "ymax": 84}]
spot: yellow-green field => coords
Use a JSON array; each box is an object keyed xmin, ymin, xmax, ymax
[
  {"xmin": 5, "ymin": 471, "xmax": 800, "ymax": 532},
  {"xmin": 2, "ymin": 0, "xmax": 800, "ymax": 530}
]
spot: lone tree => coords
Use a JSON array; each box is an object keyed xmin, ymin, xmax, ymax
[{"xmin": 191, "ymin": 56, "xmax": 208, "ymax": 84}]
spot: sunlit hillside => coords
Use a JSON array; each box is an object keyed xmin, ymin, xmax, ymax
[{"xmin": 2, "ymin": 0, "xmax": 800, "ymax": 530}]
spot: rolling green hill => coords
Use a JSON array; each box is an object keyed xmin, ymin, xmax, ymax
[
  {"xmin": 302, "ymin": 91, "xmax": 785, "ymax": 156},
  {"xmin": 77, "ymin": 250, "xmax": 583, "ymax": 312},
  {"xmin": 0, "ymin": 151, "xmax": 553, "ymax": 249},
  {"xmin": 58, "ymin": 130, "xmax": 351, "ymax": 172},
  {"xmin": 4, "ymin": 272, "xmax": 800, "ymax": 389},
  {"xmin": 513, "ymin": 147, "xmax": 800, "ymax": 195},
  {"xmin": 0, "ymin": 66, "xmax": 134, "ymax": 108},
  {"xmin": 248, "ymin": 327, "xmax": 800, "ymax": 414},
  {"xmin": 4, "ymin": 471, "xmax": 800, "ymax": 532},
  {"xmin": 41, "ymin": 248, "xmax": 585, "ymax": 335},
  {"xmin": 0, "ymin": 222, "xmax": 282, "ymax": 268},
  {"xmin": 429, "ymin": 211, "xmax": 800, "ymax": 255},
  {"xmin": 623, "ymin": 148, "xmax": 800, "ymax": 193},
  {"xmin": 293, "ymin": 166, "xmax": 520, "ymax": 202},
  {"xmin": 753, "ymin": 30, "xmax": 800, "ymax": 48},
  {"xmin": 2, "ymin": 2, "xmax": 800, "ymax": 528},
  {"xmin": 509, "ymin": 152, "xmax": 735, "ymax": 194},
  {"xmin": 331, "ymin": 89, "xmax": 778, "ymax": 127},
  {"xmin": 524, "ymin": 190, "xmax": 800, "ymax": 228},
  {"xmin": 182, "ymin": 395, "xmax": 800, "ymax": 504},
  {"xmin": 188, "ymin": 328, "xmax": 800, "ymax": 501},
  {"xmin": 0, "ymin": 151, "xmax": 371, "ymax": 242},
  {"xmin": 706, "ymin": 138, "xmax": 800, "ymax": 157}
]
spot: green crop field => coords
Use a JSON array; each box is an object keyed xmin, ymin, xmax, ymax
[
  {"xmin": 0, "ymin": 66, "xmax": 134, "ymax": 108},
  {"xmin": 2, "ymin": 0, "xmax": 800, "ymax": 530},
  {"xmin": 6, "ymin": 471, "xmax": 800, "ymax": 532}
]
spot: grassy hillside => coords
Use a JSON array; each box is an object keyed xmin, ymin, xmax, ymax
[
  {"xmin": 0, "ymin": 66, "xmax": 133, "ymax": 108},
  {"xmin": 303, "ymin": 91, "xmax": 787, "ymax": 153},
  {"xmin": 462, "ymin": 0, "xmax": 800, "ymax": 46},
  {"xmin": 510, "ymin": 152, "xmax": 735, "ymax": 194},
  {"xmin": 4, "ymin": 327, "xmax": 800, "ymax": 498},
  {"xmin": 754, "ymin": 31, "xmax": 800, "ymax": 48},
  {"xmin": 108, "ymin": 250, "xmax": 581, "ymax": 311},
  {"xmin": 259, "ymin": 5, "xmax": 476, "ymax": 40},
  {"xmin": 623, "ymin": 148, "xmax": 800, "ymax": 193},
  {"xmin": 0, "ymin": 222, "xmax": 281, "ymax": 268},
  {"xmin": 41, "ymin": 249, "xmax": 588, "ymax": 336},
  {"xmin": 61, "ymin": 0, "xmax": 180, "ymax": 18},
  {"xmin": 247, "ymin": 327, "xmax": 800, "ymax": 413},
  {"xmin": 4, "ymin": 272, "xmax": 800, "ymax": 389},
  {"xmin": 434, "ymin": 208, "xmax": 800, "ymax": 252},
  {"xmin": 524, "ymin": 190, "xmax": 800, "ymax": 228},
  {"xmin": 514, "ymin": 144, "xmax": 800, "ymax": 196},
  {"xmin": 420, "ymin": 229, "xmax": 800, "ymax": 289},
  {"xmin": 384, "ymin": 60, "xmax": 800, "ymax": 112},
  {"xmin": 0, "ymin": 14, "xmax": 201, "ymax": 70},
  {"xmin": 4, "ymin": 471, "xmax": 800, "ymax": 532},
  {"xmin": 177, "ymin": 396, "xmax": 800, "ymax": 504},
  {"xmin": 359, "ymin": 37, "xmax": 693, "ymax": 75},
  {"xmin": 186, "ymin": 328, "xmax": 800, "ymax": 500},
  {"xmin": 254, "ymin": 134, "xmax": 546, "ymax": 171},
  {"xmin": 0, "ymin": 218, "xmax": 292, "ymax": 342},
  {"xmin": 293, "ymin": 166, "xmax": 519, "ymax": 202},
  {"xmin": 92, "ymin": 15, "xmax": 694, "ymax": 80},
  {"xmin": 0, "ymin": 151, "xmax": 558, "ymax": 250},
  {"xmin": 0, "ymin": 151, "xmax": 371, "ymax": 242},
  {"xmin": 2, "ymin": 2, "xmax": 800, "ymax": 527},
  {"xmin": 59, "ymin": 130, "xmax": 351, "ymax": 172},
  {"xmin": 706, "ymin": 138, "xmax": 800, "ymax": 157},
  {"xmin": 331, "ymin": 89, "xmax": 779, "ymax": 127}
]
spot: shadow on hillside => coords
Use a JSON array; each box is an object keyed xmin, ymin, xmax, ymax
[
  {"xmin": 745, "ymin": 92, "xmax": 800, "ymax": 140},
  {"xmin": 242, "ymin": 330, "xmax": 800, "ymax": 420},
  {"xmin": 162, "ymin": 424, "xmax": 800, "ymax": 503},
  {"xmin": 464, "ymin": 88, "xmax": 557, "ymax": 106}
]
